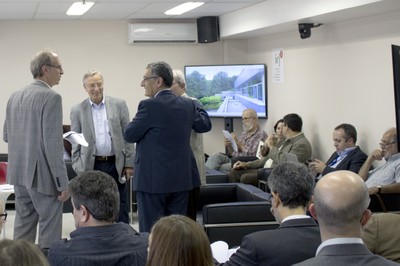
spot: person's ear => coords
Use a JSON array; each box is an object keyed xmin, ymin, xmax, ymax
[
  {"xmin": 80, "ymin": 205, "xmax": 91, "ymax": 223},
  {"xmin": 360, "ymin": 209, "xmax": 372, "ymax": 227},
  {"xmin": 271, "ymin": 192, "xmax": 281, "ymax": 208},
  {"xmin": 309, "ymin": 203, "xmax": 318, "ymax": 221}
]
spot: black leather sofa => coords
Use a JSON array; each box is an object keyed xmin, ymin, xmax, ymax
[{"xmin": 199, "ymin": 183, "xmax": 279, "ymax": 247}]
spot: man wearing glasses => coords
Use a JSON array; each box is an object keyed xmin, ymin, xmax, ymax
[
  {"xmin": 358, "ymin": 127, "xmax": 400, "ymax": 195},
  {"xmin": 124, "ymin": 61, "xmax": 211, "ymax": 232},
  {"xmin": 3, "ymin": 49, "xmax": 69, "ymax": 249},
  {"xmin": 70, "ymin": 70, "xmax": 134, "ymax": 224},
  {"xmin": 205, "ymin": 108, "xmax": 267, "ymax": 174}
]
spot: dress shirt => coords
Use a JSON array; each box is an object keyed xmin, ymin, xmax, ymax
[
  {"xmin": 316, "ymin": 238, "xmax": 363, "ymax": 256},
  {"xmin": 281, "ymin": 214, "xmax": 310, "ymax": 223},
  {"xmin": 232, "ymin": 125, "xmax": 267, "ymax": 157},
  {"xmin": 329, "ymin": 147, "xmax": 357, "ymax": 168},
  {"xmin": 366, "ymin": 153, "xmax": 400, "ymax": 188},
  {"xmin": 90, "ymin": 98, "xmax": 114, "ymax": 156}
]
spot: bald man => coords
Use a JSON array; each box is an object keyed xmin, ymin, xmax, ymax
[
  {"xmin": 358, "ymin": 128, "xmax": 400, "ymax": 195},
  {"xmin": 295, "ymin": 171, "xmax": 397, "ymax": 266}
]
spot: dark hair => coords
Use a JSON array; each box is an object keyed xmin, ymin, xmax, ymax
[
  {"xmin": 147, "ymin": 61, "xmax": 173, "ymax": 87},
  {"xmin": 267, "ymin": 162, "xmax": 315, "ymax": 208},
  {"xmin": 147, "ymin": 215, "xmax": 213, "ymax": 266},
  {"xmin": 273, "ymin": 119, "xmax": 284, "ymax": 132},
  {"xmin": 283, "ymin": 113, "xmax": 303, "ymax": 132},
  {"xmin": 335, "ymin": 123, "xmax": 357, "ymax": 143},
  {"xmin": 30, "ymin": 49, "xmax": 59, "ymax": 78},
  {"xmin": 68, "ymin": 170, "xmax": 119, "ymax": 222},
  {"xmin": 0, "ymin": 239, "xmax": 49, "ymax": 266}
]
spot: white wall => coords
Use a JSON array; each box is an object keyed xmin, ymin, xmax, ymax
[{"xmin": 1, "ymin": 14, "xmax": 400, "ymax": 165}]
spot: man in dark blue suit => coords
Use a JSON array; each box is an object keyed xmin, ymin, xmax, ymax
[
  {"xmin": 309, "ymin": 123, "xmax": 367, "ymax": 178},
  {"xmin": 124, "ymin": 61, "xmax": 212, "ymax": 232},
  {"xmin": 220, "ymin": 162, "xmax": 321, "ymax": 266}
]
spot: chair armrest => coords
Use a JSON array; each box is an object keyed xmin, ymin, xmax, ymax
[{"xmin": 369, "ymin": 193, "xmax": 400, "ymax": 212}]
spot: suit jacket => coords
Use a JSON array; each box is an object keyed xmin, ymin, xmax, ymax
[
  {"xmin": 295, "ymin": 243, "xmax": 399, "ymax": 266},
  {"xmin": 268, "ymin": 133, "xmax": 312, "ymax": 166},
  {"xmin": 322, "ymin": 146, "xmax": 367, "ymax": 175},
  {"xmin": 362, "ymin": 213, "xmax": 400, "ymax": 263},
  {"xmin": 222, "ymin": 218, "xmax": 321, "ymax": 266},
  {"xmin": 124, "ymin": 90, "xmax": 211, "ymax": 193},
  {"xmin": 70, "ymin": 95, "xmax": 134, "ymax": 176},
  {"xmin": 3, "ymin": 80, "xmax": 67, "ymax": 195}
]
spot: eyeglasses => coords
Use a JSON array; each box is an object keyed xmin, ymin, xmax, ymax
[
  {"xmin": 379, "ymin": 140, "xmax": 397, "ymax": 148},
  {"xmin": 142, "ymin": 76, "xmax": 158, "ymax": 82},
  {"xmin": 242, "ymin": 117, "xmax": 255, "ymax": 121},
  {"xmin": 0, "ymin": 211, "xmax": 7, "ymax": 222},
  {"xmin": 45, "ymin": 64, "xmax": 63, "ymax": 71},
  {"xmin": 85, "ymin": 82, "xmax": 104, "ymax": 89}
]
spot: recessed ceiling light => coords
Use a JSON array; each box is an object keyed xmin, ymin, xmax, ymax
[
  {"xmin": 165, "ymin": 2, "xmax": 205, "ymax": 15},
  {"xmin": 67, "ymin": 1, "xmax": 95, "ymax": 16}
]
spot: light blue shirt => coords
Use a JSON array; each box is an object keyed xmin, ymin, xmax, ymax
[
  {"xmin": 90, "ymin": 98, "xmax": 114, "ymax": 156},
  {"xmin": 366, "ymin": 153, "xmax": 400, "ymax": 188}
]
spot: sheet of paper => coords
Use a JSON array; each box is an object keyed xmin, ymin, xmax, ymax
[
  {"xmin": 256, "ymin": 140, "xmax": 264, "ymax": 159},
  {"xmin": 211, "ymin": 241, "xmax": 239, "ymax": 263},
  {"xmin": 63, "ymin": 131, "xmax": 89, "ymax": 147},
  {"xmin": 222, "ymin": 130, "xmax": 238, "ymax": 152}
]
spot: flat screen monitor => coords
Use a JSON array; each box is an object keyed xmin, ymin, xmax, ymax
[{"xmin": 184, "ymin": 64, "xmax": 267, "ymax": 118}]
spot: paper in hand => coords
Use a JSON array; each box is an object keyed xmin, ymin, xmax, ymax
[
  {"xmin": 256, "ymin": 140, "xmax": 264, "ymax": 159},
  {"xmin": 222, "ymin": 130, "xmax": 238, "ymax": 152},
  {"xmin": 63, "ymin": 131, "xmax": 89, "ymax": 147}
]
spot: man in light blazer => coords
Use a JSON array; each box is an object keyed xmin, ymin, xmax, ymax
[
  {"xmin": 70, "ymin": 70, "xmax": 134, "ymax": 223},
  {"xmin": 221, "ymin": 162, "xmax": 320, "ymax": 266},
  {"xmin": 3, "ymin": 49, "xmax": 69, "ymax": 249},
  {"xmin": 309, "ymin": 123, "xmax": 367, "ymax": 177},
  {"xmin": 124, "ymin": 61, "xmax": 212, "ymax": 232},
  {"xmin": 295, "ymin": 171, "xmax": 398, "ymax": 266}
]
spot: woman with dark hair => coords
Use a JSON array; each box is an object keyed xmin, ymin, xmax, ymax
[
  {"xmin": 147, "ymin": 215, "xmax": 214, "ymax": 266},
  {"xmin": 230, "ymin": 119, "xmax": 285, "ymax": 186}
]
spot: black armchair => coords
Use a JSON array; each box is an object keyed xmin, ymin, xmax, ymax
[
  {"xmin": 369, "ymin": 193, "xmax": 400, "ymax": 213},
  {"xmin": 199, "ymin": 183, "xmax": 278, "ymax": 247}
]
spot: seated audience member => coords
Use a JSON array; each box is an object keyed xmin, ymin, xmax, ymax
[
  {"xmin": 146, "ymin": 214, "xmax": 213, "ymax": 266},
  {"xmin": 0, "ymin": 239, "xmax": 49, "ymax": 266},
  {"xmin": 221, "ymin": 162, "xmax": 320, "ymax": 266},
  {"xmin": 48, "ymin": 170, "xmax": 148, "ymax": 266},
  {"xmin": 358, "ymin": 127, "xmax": 400, "ymax": 194},
  {"xmin": 205, "ymin": 108, "xmax": 267, "ymax": 173},
  {"xmin": 0, "ymin": 200, "xmax": 5, "ymax": 234},
  {"xmin": 295, "ymin": 171, "xmax": 398, "ymax": 266},
  {"xmin": 266, "ymin": 113, "xmax": 312, "ymax": 166},
  {"xmin": 230, "ymin": 119, "xmax": 284, "ymax": 186},
  {"xmin": 362, "ymin": 213, "xmax": 400, "ymax": 263},
  {"xmin": 309, "ymin": 123, "xmax": 367, "ymax": 178}
]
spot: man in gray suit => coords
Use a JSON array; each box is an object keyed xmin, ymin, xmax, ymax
[
  {"xmin": 3, "ymin": 49, "xmax": 69, "ymax": 249},
  {"xmin": 295, "ymin": 171, "xmax": 397, "ymax": 266},
  {"xmin": 70, "ymin": 70, "xmax": 134, "ymax": 223}
]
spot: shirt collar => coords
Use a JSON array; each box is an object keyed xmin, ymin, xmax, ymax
[
  {"xmin": 89, "ymin": 96, "xmax": 105, "ymax": 107},
  {"xmin": 337, "ymin": 146, "xmax": 357, "ymax": 156},
  {"xmin": 154, "ymin": 88, "xmax": 171, "ymax": 97},
  {"xmin": 316, "ymin": 238, "xmax": 363, "ymax": 256},
  {"xmin": 281, "ymin": 214, "xmax": 310, "ymax": 223}
]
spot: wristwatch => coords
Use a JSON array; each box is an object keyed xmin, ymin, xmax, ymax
[{"xmin": 377, "ymin": 185, "xmax": 382, "ymax": 194}]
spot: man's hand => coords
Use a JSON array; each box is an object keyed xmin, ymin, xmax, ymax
[
  {"xmin": 370, "ymin": 149, "xmax": 384, "ymax": 161},
  {"xmin": 58, "ymin": 190, "xmax": 69, "ymax": 202},
  {"xmin": 123, "ymin": 167, "xmax": 134, "ymax": 181},
  {"xmin": 309, "ymin": 159, "xmax": 326, "ymax": 174},
  {"xmin": 233, "ymin": 161, "xmax": 247, "ymax": 170}
]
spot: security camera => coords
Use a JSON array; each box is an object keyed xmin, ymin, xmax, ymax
[{"xmin": 298, "ymin": 23, "xmax": 323, "ymax": 39}]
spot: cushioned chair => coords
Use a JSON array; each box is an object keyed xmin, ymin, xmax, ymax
[{"xmin": 199, "ymin": 183, "xmax": 278, "ymax": 247}]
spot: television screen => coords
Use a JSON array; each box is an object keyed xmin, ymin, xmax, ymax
[{"xmin": 184, "ymin": 64, "xmax": 267, "ymax": 118}]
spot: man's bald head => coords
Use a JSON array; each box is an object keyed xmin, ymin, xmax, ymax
[{"xmin": 313, "ymin": 171, "xmax": 370, "ymax": 233}]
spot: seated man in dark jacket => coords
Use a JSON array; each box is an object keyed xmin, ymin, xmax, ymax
[
  {"xmin": 48, "ymin": 170, "xmax": 148, "ymax": 266},
  {"xmin": 309, "ymin": 123, "xmax": 367, "ymax": 178},
  {"xmin": 220, "ymin": 162, "xmax": 321, "ymax": 266}
]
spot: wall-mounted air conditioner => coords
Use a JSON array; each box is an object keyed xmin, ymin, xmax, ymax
[{"xmin": 128, "ymin": 22, "xmax": 198, "ymax": 44}]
